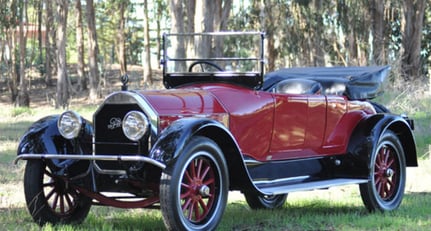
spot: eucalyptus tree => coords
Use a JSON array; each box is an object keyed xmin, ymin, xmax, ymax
[
  {"xmin": 17, "ymin": 0, "xmax": 29, "ymax": 107},
  {"xmin": 0, "ymin": 0, "xmax": 19, "ymax": 103},
  {"xmin": 56, "ymin": 0, "xmax": 69, "ymax": 109},
  {"xmin": 86, "ymin": 0, "xmax": 100, "ymax": 101}
]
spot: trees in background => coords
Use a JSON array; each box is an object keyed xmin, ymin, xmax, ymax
[
  {"xmin": 0, "ymin": 0, "xmax": 429, "ymax": 107},
  {"xmin": 56, "ymin": 0, "xmax": 69, "ymax": 109}
]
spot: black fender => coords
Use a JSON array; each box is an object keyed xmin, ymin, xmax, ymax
[
  {"xmin": 149, "ymin": 117, "xmax": 257, "ymax": 192},
  {"xmin": 343, "ymin": 113, "xmax": 417, "ymax": 177},
  {"xmin": 17, "ymin": 115, "xmax": 93, "ymax": 175}
]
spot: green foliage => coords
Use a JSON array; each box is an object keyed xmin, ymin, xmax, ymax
[{"xmin": 10, "ymin": 107, "xmax": 32, "ymax": 117}]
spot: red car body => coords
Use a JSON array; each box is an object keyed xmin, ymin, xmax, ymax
[{"xmin": 15, "ymin": 32, "xmax": 417, "ymax": 231}]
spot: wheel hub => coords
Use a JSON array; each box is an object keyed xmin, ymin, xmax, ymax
[
  {"xmin": 385, "ymin": 168, "xmax": 394, "ymax": 178},
  {"xmin": 199, "ymin": 185, "xmax": 210, "ymax": 197}
]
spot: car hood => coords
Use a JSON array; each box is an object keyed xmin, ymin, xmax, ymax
[{"xmin": 135, "ymin": 87, "xmax": 227, "ymax": 115}]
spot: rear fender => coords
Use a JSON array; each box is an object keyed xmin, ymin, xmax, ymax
[
  {"xmin": 17, "ymin": 115, "xmax": 93, "ymax": 172},
  {"xmin": 345, "ymin": 114, "xmax": 417, "ymax": 177},
  {"xmin": 149, "ymin": 118, "xmax": 256, "ymax": 191}
]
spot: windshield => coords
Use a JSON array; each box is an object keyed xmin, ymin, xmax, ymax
[{"xmin": 161, "ymin": 32, "xmax": 265, "ymax": 89}]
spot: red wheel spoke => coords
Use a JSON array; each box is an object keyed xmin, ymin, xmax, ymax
[
  {"xmin": 197, "ymin": 159, "xmax": 204, "ymax": 179},
  {"xmin": 188, "ymin": 201, "xmax": 196, "ymax": 220},
  {"xmin": 43, "ymin": 182, "xmax": 55, "ymax": 188},
  {"xmin": 193, "ymin": 201, "xmax": 202, "ymax": 220},
  {"xmin": 60, "ymin": 195, "xmax": 65, "ymax": 213},
  {"xmin": 189, "ymin": 161, "xmax": 197, "ymax": 179},
  {"xmin": 180, "ymin": 189, "xmax": 193, "ymax": 199},
  {"xmin": 64, "ymin": 193, "xmax": 74, "ymax": 209},
  {"xmin": 200, "ymin": 165, "xmax": 211, "ymax": 181},
  {"xmin": 51, "ymin": 194, "xmax": 59, "ymax": 210},
  {"xmin": 45, "ymin": 188, "xmax": 56, "ymax": 201},
  {"xmin": 184, "ymin": 170, "xmax": 193, "ymax": 184},
  {"xmin": 182, "ymin": 198, "xmax": 192, "ymax": 211},
  {"xmin": 198, "ymin": 198, "xmax": 209, "ymax": 213},
  {"xmin": 387, "ymin": 158, "xmax": 395, "ymax": 168},
  {"xmin": 44, "ymin": 169, "xmax": 53, "ymax": 178},
  {"xmin": 202, "ymin": 178, "xmax": 215, "ymax": 186}
]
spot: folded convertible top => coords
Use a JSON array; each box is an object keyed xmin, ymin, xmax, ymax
[{"xmin": 263, "ymin": 66, "xmax": 391, "ymax": 100}]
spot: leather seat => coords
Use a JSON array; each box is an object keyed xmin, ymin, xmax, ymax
[{"xmin": 274, "ymin": 79, "xmax": 322, "ymax": 94}]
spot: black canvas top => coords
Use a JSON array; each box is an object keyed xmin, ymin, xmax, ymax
[{"xmin": 262, "ymin": 66, "xmax": 391, "ymax": 100}]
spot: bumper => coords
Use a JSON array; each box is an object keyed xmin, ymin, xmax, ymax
[{"xmin": 14, "ymin": 154, "xmax": 166, "ymax": 169}]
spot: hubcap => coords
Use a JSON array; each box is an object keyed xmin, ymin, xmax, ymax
[
  {"xmin": 180, "ymin": 156, "xmax": 217, "ymax": 223},
  {"xmin": 199, "ymin": 185, "xmax": 210, "ymax": 197},
  {"xmin": 385, "ymin": 168, "xmax": 394, "ymax": 178},
  {"xmin": 374, "ymin": 145, "xmax": 399, "ymax": 200}
]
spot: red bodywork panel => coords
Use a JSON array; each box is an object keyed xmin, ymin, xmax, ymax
[{"xmin": 139, "ymin": 83, "xmax": 373, "ymax": 162}]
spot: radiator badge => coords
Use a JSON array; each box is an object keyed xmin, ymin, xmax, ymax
[{"xmin": 108, "ymin": 117, "xmax": 122, "ymax": 130}]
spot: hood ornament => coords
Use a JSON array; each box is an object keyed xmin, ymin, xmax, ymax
[{"xmin": 121, "ymin": 74, "xmax": 129, "ymax": 91}]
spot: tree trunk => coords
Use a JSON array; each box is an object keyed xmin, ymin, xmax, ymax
[
  {"xmin": 156, "ymin": 0, "xmax": 163, "ymax": 69},
  {"xmin": 6, "ymin": 29, "xmax": 18, "ymax": 104},
  {"xmin": 75, "ymin": 0, "xmax": 86, "ymax": 91},
  {"xmin": 401, "ymin": 0, "xmax": 426, "ymax": 81},
  {"xmin": 143, "ymin": 0, "xmax": 152, "ymax": 84},
  {"xmin": 371, "ymin": 0, "xmax": 386, "ymax": 65},
  {"xmin": 18, "ymin": 0, "xmax": 29, "ymax": 107},
  {"xmin": 45, "ymin": 0, "xmax": 53, "ymax": 86},
  {"xmin": 213, "ymin": 0, "xmax": 232, "ymax": 58},
  {"xmin": 169, "ymin": 0, "xmax": 186, "ymax": 71},
  {"xmin": 37, "ymin": 0, "xmax": 43, "ymax": 76},
  {"xmin": 56, "ymin": 0, "xmax": 69, "ymax": 109},
  {"xmin": 116, "ymin": 0, "xmax": 127, "ymax": 77},
  {"xmin": 86, "ymin": 0, "xmax": 100, "ymax": 101}
]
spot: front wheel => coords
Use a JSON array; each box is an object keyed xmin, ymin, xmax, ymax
[
  {"xmin": 160, "ymin": 136, "xmax": 229, "ymax": 231},
  {"xmin": 244, "ymin": 192, "xmax": 287, "ymax": 209},
  {"xmin": 24, "ymin": 160, "xmax": 92, "ymax": 226},
  {"xmin": 359, "ymin": 130, "xmax": 406, "ymax": 212}
]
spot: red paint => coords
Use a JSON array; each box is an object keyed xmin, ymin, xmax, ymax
[{"xmin": 139, "ymin": 83, "xmax": 375, "ymax": 161}]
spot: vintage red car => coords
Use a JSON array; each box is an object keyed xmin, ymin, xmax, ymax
[{"xmin": 15, "ymin": 32, "xmax": 417, "ymax": 230}]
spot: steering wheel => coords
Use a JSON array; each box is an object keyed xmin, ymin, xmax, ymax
[{"xmin": 188, "ymin": 61, "xmax": 224, "ymax": 72}]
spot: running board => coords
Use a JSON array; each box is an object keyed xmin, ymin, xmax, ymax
[{"xmin": 255, "ymin": 178, "xmax": 369, "ymax": 195}]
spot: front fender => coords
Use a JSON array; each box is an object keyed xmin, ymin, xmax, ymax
[
  {"xmin": 17, "ymin": 115, "xmax": 93, "ymax": 169},
  {"xmin": 346, "ymin": 113, "xmax": 417, "ymax": 176},
  {"xmin": 149, "ymin": 118, "xmax": 257, "ymax": 192}
]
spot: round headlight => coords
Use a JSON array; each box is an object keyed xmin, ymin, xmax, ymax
[
  {"xmin": 122, "ymin": 111, "xmax": 149, "ymax": 141},
  {"xmin": 58, "ymin": 111, "xmax": 83, "ymax": 139}
]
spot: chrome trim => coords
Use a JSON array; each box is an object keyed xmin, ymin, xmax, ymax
[
  {"xmin": 253, "ymin": 175, "xmax": 310, "ymax": 185},
  {"xmin": 95, "ymin": 91, "xmax": 159, "ymax": 137},
  {"xmin": 93, "ymin": 161, "xmax": 126, "ymax": 175},
  {"xmin": 14, "ymin": 154, "xmax": 166, "ymax": 169},
  {"xmin": 93, "ymin": 91, "xmax": 159, "ymax": 173}
]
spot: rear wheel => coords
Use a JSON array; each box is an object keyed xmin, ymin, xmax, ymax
[
  {"xmin": 359, "ymin": 130, "xmax": 406, "ymax": 212},
  {"xmin": 244, "ymin": 192, "xmax": 287, "ymax": 209},
  {"xmin": 160, "ymin": 136, "xmax": 229, "ymax": 231},
  {"xmin": 24, "ymin": 160, "xmax": 91, "ymax": 225}
]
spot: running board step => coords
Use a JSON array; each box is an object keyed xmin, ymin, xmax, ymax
[{"xmin": 256, "ymin": 178, "xmax": 369, "ymax": 195}]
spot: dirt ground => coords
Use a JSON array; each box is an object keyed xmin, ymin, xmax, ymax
[{"xmin": 0, "ymin": 64, "xmax": 164, "ymax": 108}]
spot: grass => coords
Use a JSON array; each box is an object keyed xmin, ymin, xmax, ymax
[{"xmin": 0, "ymin": 82, "xmax": 430, "ymax": 230}]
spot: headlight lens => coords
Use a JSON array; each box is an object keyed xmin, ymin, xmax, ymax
[
  {"xmin": 122, "ymin": 111, "xmax": 149, "ymax": 141},
  {"xmin": 58, "ymin": 111, "xmax": 83, "ymax": 139}
]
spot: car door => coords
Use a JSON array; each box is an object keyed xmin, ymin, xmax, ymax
[{"xmin": 269, "ymin": 94, "xmax": 326, "ymax": 160}]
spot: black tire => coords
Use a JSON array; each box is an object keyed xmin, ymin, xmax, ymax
[
  {"xmin": 244, "ymin": 192, "xmax": 287, "ymax": 209},
  {"xmin": 160, "ymin": 136, "xmax": 229, "ymax": 231},
  {"xmin": 24, "ymin": 160, "xmax": 92, "ymax": 226},
  {"xmin": 359, "ymin": 130, "xmax": 406, "ymax": 212}
]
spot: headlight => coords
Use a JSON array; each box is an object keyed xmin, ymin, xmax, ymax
[
  {"xmin": 122, "ymin": 111, "xmax": 149, "ymax": 141},
  {"xmin": 58, "ymin": 111, "xmax": 83, "ymax": 139}
]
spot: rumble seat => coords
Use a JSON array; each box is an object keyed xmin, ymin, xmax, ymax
[{"xmin": 273, "ymin": 79, "xmax": 322, "ymax": 95}]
